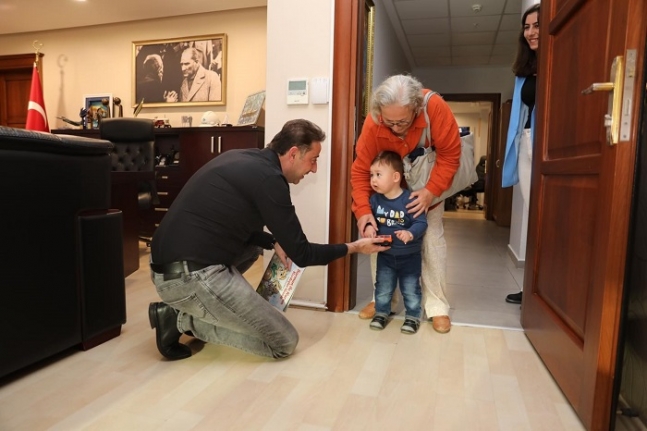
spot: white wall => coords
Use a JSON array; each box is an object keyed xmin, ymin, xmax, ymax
[
  {"xmin": 372, "ymin": 0, "xmax": 411, "ymax": 85},
  {"xmin": 414, "ymin": 66, "xmax": 514, "ymax": 100},
  {"xmin": 452, "ymin": 110, "xmax": 490, "ymax": 161},
  {"xmin": 266, "ymin": 0, "xmax": 335, "ymax": 307}
]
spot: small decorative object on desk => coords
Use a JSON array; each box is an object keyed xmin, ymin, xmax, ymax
[
  {"xmin": 181, "ymin": 115, "xmax": 193, "ymax": 127},
  {"xmin": 79, "ymin": 108, "xmax": 88, "ymax": 129},
  {"xmin": 113, "ymin": 97, "xmax": 123, "ymax": 117},
  {"xmin": 133, "ymin": 98, "xmax": 144, "ymax": 117},
  {"xmin": 154, "ymin": 117, "xmax": 171, "ymax": 128},
  {"xmin": 256, "ymin": 252, "xmax": 304, "ymax": 312},
  {"xmin": 237, "ymin": 91, "xmax": 265, "ymax": 126},
  {"xmin": 83, "ymin": 93, "xmax": 113, "ymax": 129},
  {"xmin": 199, "ymin": 111, "xmax": 220, "ymax": 127},
  {"xmin": 86, "ymin": 109, "xmax": 94, "ymax": 129},
  {"xmin": 100, "ymin": 98, "xmax": 111, "ymax": 118}
]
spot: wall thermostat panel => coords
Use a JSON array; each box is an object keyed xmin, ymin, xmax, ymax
[{"xmin": 287, "ymin": 78, "xmax": 308, "ymax": 105}]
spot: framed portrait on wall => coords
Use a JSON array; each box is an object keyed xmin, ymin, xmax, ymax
[{"xmin": 132, "ymin": 34, "xmax": 227, "ymax": 108}]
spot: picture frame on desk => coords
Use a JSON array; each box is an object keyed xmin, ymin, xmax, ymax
[
  {"xmin": 132, "ymin": 34, "xmax": 227, "ymax": 108},
  {"xmin": 237, "ymin": 91, "xmax": 265, "ymax": 126},
  {"xmin": 83, "ymin": 93, "xmax": 113, "ymax": 129}
]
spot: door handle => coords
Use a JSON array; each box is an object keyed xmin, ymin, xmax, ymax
[
  {"xmin": 581, "ymin": 55, "xmax": 624, "ymax": 145},
  {"xmin": 495, "ymin": 159, "xmax": 501, "ymax": 168}
]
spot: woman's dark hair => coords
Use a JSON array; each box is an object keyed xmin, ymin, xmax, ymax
[
  {"xmin": 267, "ymin": 119, "xmax": 326, "ymax": 155},
  {"xmin": 512, "ymin": 3, "xmax": 540, "ymax": 77}
]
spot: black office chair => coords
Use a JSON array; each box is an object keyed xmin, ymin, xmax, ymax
[
  {"xmin": 100, "ymin": 118, "xmax": 158, "ymax": 245},
  {"xmin": 459, "ymin": 155, "xmax": 486, "ymax": 210}
]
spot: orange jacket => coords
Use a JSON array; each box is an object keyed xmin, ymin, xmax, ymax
[{"xmin": 351, "ymin": 90, "xmax": 461, "ymax": 219}]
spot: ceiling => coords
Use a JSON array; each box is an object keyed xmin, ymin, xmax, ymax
[
  {"xmin": 383, "ymin": 0, "xmax": 523, "ymax": 68},
  {"xmin": 0, "ymin": 0, "xmax": 267, "ymax": 36},
  {"xmin": 0, "ymin": 0, "xmax": 522, "ymax": 68}
]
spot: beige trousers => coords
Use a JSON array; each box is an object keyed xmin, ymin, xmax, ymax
[{"xmin": 369, "ymin": 202, "xmax": 450, "ymax": 318}]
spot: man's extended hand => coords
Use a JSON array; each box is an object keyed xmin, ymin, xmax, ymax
[
  {"xmin": 347, "ymin": 237, "xmax": 391, "ymax": 255},
  {"xmin": 406, "ymin": 187, "xmax": 435, "ymax": 218}
]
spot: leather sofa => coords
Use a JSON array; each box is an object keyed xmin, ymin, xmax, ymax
[{"xmin": 0, "ymin": 126, "xmax": 127, "ymax": 379}]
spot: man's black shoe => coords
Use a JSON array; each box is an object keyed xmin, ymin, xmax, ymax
[
  {"xmin": 505, "ymin": 292, "xmax": 523, "ymax": 304},
  {"xmin": 148, "ymin": 302, "xmax": 192, "ymax": 360}
]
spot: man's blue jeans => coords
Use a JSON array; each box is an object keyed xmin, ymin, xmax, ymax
[
  {"xmin": 374, "ymin": 251, "xmax": 422, "ymax": 321},
  {"xmin": 151, "ymin": 246, "xmax": 298, "ymax": 359}
]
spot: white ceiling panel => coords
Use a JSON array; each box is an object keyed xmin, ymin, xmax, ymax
[
  {"xmin": 504, "ymin": 0, "xmax": 523, "ymax": 14},
  {"xmin": 412, "ymin": 45, "xmax": 453, "ymax": 57},
  {"xmin": 451, "ymin": 56, "xmax": 491, "ymax": 66},
  {"xmin": 416, "ymin": 57, "xmax": 453, "ymax": 67},
  {"xmin": 451, "ymin": 15, "xmax": 502, "ymax": 32},
  {"xmin": 452, "ymin": 32, "xmax": 497, "ymax": 46},
  {"xmin": 449, "ymin": 0, "xmax": 507, "ymax": 16},
  {"xmin": 402, "ymin": 18, "xmax": 450, "ymax": 34},
  {"xmin": 500, "ymin": 13, "xmax": 523, "ymax": 30},
  {"xmin": 408, "ymin": 33, "xmax": 452, "ymax": 47},
  {"xmin": 395, "ymin": 0, "xmax": 449, "ymax": 20},
  {"xmin": 453, "ymin": 45, "xmax": 493, "ymax": 57}
]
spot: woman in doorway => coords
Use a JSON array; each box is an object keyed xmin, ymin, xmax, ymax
[
  {"xmin": 350, "ymin": 74, "xmax": 461, "ymax": 334},
  {"xmin": 502, "ymin": 3, "xmax": 540, "ymax": 304}
]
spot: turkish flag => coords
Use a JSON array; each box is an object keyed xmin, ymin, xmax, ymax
[{"xmin": 25, "ymin": 64, "xmax": 49, "ymax": 132}]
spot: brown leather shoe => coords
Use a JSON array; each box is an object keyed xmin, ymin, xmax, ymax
[
  {"xmin": 358, "ymin": 301, "xmax": 376, "ymax": 319},
  {"xmin": 432, "ymin": 315, "xmax": 451, "ymax": 334}
]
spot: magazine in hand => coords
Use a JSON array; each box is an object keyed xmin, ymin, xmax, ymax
[{"xmin": 256, "ymin": 252, "xmax": 304, "ymax": 312}]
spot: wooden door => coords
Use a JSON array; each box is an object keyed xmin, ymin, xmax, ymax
[
  {"xmin": 0, "ymin": 54, "xmax": 39, "ymax": 128},
  {"xmin": 492, "ymin": 100, "xmax": 513, "ymax": 227},
  {"xmin": 522, "ymin": 0, "xmax": 646, "ymax": 429}
]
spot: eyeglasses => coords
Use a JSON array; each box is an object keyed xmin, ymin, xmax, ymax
[{"xmin": 379, "ymin": 111, "xmax": 415, "ymax": 128}]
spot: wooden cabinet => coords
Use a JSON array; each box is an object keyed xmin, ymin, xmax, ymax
[
  {"xmin": 178, "ymin": 128, "xmax": 265, "ymax": 176},
  {"xmin": 53, "ymin": 126, "xmax": 264, "ymax": 237}
]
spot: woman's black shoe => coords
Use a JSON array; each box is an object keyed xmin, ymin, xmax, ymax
[
  {"xmin": 148, "ymin": 302, "xmax": 192, "ymax": 360},
  {"xmin": 505, "ymin": 292, "xmax": 523, "ymax": 304}
]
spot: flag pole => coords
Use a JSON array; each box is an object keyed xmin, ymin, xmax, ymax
[
  {"xmin": 32, "ymin": 40, "xmax": 42, "ymax": 66},
  {"xmin": 25, "ymin": 40, "xmax": 49, "ymax": 132}
]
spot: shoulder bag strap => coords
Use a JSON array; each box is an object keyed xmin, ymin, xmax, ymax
[{"xmin": 418, "ymin": 91, "xmax": 437, "ymax": 148}]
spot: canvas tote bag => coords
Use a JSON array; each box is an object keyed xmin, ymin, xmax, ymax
[{"xmin": 403, "ymin": 91, "xmax": 478, "ymax": 206}]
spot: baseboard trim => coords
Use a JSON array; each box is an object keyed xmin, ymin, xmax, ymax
[{"xmin": 507, "ymin": 244, "xmax": 525, "ymax": 269}]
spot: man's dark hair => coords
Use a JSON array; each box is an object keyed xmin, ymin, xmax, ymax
[
  {"xmin": 267, "ymin": 119, "xmax": 326, "ymax": 155},
  {"xmin": 512, "ymin": 3, "xmax": 540, "ymax": 77},
  {"xmin": 372, "ymin": 150, "xmax": 404, "ymax": 175}
]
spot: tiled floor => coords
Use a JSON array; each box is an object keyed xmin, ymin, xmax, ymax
[{"xmin": 352, "ymin": 209, "xmax": 525, "ymax": 330}]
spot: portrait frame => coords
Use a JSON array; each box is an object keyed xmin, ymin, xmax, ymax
[
  {"xmin": 83, "ymin": 93, "xmax": 113, "ymax": 129},
  {"xmin": 132, "ymin": 34, "xmax": 227, "ymax": 108}
]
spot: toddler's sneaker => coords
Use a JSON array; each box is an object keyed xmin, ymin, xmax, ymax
[
  {"xmin": 401, "ymin": 318, "xmax": 420, "ymax": 334},
  {"xmin": 370, "ymin": 315, "xmax": 388, "ymax": 330}
]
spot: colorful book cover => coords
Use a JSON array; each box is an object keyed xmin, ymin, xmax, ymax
[{"xmin": 256, "ymin": 252, "xmax": 304, "ymax": 312}]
